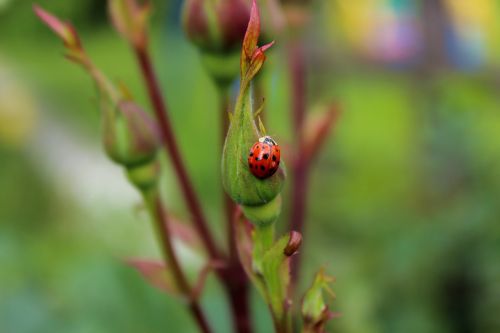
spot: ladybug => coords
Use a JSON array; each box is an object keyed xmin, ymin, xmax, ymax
[{"xmin": 248, "ymin": 136, "xmax": 281, "ymax": 179}]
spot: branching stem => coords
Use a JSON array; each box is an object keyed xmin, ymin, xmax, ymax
[
  {"xmin": 143, "ymin": 189, "xmax": 213, "ymax": 333},
  {"xmin": 135, "ymin": 46, "xmax": 254, "ymax": 333},
  {"xmin": 134, "ymin": 47, "xmax": 221, "ymax": 261},
  {"xmin": 288, "ymin": 39, "xmax": 310, "ymax": 285}
]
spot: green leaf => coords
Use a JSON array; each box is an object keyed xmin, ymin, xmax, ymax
[
  {"xmin": 261, "ymin": 234, "xmax": 292, "ymax": 321},
  {"xmin": 301, "ymin": 269, "xmax": 336, "ymax": 332}
]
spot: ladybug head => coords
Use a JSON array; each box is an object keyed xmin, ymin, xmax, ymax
[{"xmin": 258, "ymin": 135, "xmax": 277, "ymax": 146}]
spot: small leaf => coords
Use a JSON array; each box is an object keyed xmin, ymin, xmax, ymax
[
  {"xmin": 261, "ymin": 231, "xmax": 302, "ymax": 322},
  {"xmin": 33, "ymin": 4, "xmax": 121, "ymax": 103},
  {"xmin": 244, "ymin": 41, "xmax": 275, "ymax": 82},
  {"xmin": 302, "ymin": 268, "xmax": 336, "ymax": 332},
  {"xmin": 166, "ymin": 215, "xmax": 204, "ymax": 252},
  {"xmin": 127, "ymin": 258, "xmax": 180, "ymax": 296}
]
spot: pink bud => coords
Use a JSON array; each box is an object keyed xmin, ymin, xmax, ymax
[
  {"xmin": 182, "ymin": 0, "xmax": 251, "ymax": 53},
  {"xmin": 284, "ymin": 231, "xmax": 302, "ymax": 256}
]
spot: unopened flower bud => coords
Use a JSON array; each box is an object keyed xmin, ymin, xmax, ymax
[
  {"xmin": 103, "ymin": 100, "xmax": 160, "ymax": 167},
  {"xmin": 182, "ymin": 0, "xmax": 250, "ymax": 54},
  {"xmin": 182, "ymin": 0, "xmax": 252, "ymax": 86},
  {"xmin": 222, "ymin": 0, "xmax": 284, "ymax": 212}
]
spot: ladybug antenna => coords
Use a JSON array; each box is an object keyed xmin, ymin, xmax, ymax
[
  {"xmin": 257, "ymin": 116, "xmax": 267, "ymax": 136},
  {"xmin": 254, "ymin": 98, "xmax": 265, "ymax": 119}
]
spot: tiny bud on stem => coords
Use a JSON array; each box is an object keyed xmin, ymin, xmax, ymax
[{"xmin": 284, "ymin": 231, "xmax": 302, "ymax": 256}]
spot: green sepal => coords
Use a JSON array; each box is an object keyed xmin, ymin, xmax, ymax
[
  {"xmin": 242, "ymin": 195, "xmax": 282, "ymax": 227},
  {"xmin": 126, "ymin": 160, "xmax": 161, "ymax": 192}
]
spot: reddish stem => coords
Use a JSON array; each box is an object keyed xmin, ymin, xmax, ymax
[
  {"xmin": 152, "ymin": 193, "xmax": 213, "ymax": 333},
  {"xmin": 134, "ymin": 47, "xmax": 221, "ymax": 261},
  {"xmin": 135, "ymin": 46, "xmax": 252, "ymax": 333},
  {"xmin": 288, "ymin": 39, "xmax": 309, "ymax": 285},
  {"xmin": 220, "ymin": 90, "xmax": 236, "ymax": 250},
  {"xmin": 225, "ymin": 265, "xmax": 252, "ymax": 333}
]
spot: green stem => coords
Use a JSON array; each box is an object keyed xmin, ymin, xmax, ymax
[{"xmin": 252, "ymin": 223, "xmax": 275, "ymax": 272}]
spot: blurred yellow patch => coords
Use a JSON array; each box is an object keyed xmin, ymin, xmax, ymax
[{"xmin": 0, "ymin": 63, "xmax": 38, "ymax": 147}]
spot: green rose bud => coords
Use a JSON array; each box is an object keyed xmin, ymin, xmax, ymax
[
  {"xmin": 102, "ymin": 99, "xmax": 160, "ymax": 168},
  {"xmin": 182, "ymin": 0, "xmax": 252, "ymax": 87},
  {"xmin": 221, "ymin": 83, "xmax": 285, "ymax": 207},
  {"xmin": 222, "ymin": 0, "xmax": 284, "ymax": 227},
  {"xmin": 182, "ymin": 0, "xmax": 250, "ymax": 54}
]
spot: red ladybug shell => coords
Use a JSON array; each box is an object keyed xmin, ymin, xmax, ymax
[{"xmin": 248, "ymin": 136, "xmax": 280, "ymax": 179}]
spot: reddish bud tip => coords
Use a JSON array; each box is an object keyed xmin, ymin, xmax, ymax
[
  {"xmin": 242, "ymin": 0, "xmax": 260, "ymax": 58},
  {"xmin": 33, "ymin": 5, "xmax": 81, "ymax": 49},
  {"xmin": 240, "ymin": 0, "xmax": 274, "ymax": 81},
  {"xmin": 284, "ymin": 231, "xmax": 302, "ymax": 256},
  {"xmin": 108, "ymin": 0, "xmax": 151, "ymax": 49}
]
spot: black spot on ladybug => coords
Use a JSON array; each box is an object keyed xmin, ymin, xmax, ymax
[
  {"xmin": 249, "ymin": 163, "xmax": 253, "ymax": 168},
  {"xmin": 255, "ymin": 157, "xmax": 260, "ymax": 161},
  {"xmin": 260, "ymin": 165, "xmax": 265, "ymax": 171},
  {"xmin": 249, "ymin": 152, "xmax": 253, "ymax": 157},
  {"xmin": 263, "ymin": 153, "xmax": 269, "ymax": 160},
  {"xmin": 272, "ymin": 155, "xmax": 276, "ymax": 161}
]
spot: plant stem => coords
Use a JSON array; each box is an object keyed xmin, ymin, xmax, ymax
[
  {"xmin": 252, "ymin": 223, "xmax": 275, "ymax": 272},
  {"xmin": 143, "ymin": 189, "xmax": 213, "ymax": 333},
  {"xmin": 225, "ymin": 266, "xmax": 252, "ymax": 333},
  {"xmin": 287, "ymin": 39, "xmax": 309, "ymax": 285},
  {"xmin": 134, "ymin": 47, "xmax": 221, "ymax": 261},
  {"xmin": 219, "ymin": 88, "xmax": 237, "ymax": 254},
  {"xmin": 135, "ymin": 47, "xmax": 253, "ymax": 333}
]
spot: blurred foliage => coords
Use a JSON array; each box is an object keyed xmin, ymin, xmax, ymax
[{"xmin": 1, "ymin": 1, "xmax": 499, "ymax": 333}]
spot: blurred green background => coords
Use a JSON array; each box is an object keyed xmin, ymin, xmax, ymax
[{"xmin": 1, "ymin": 0, "xmax": 499, "ymax": 332}]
